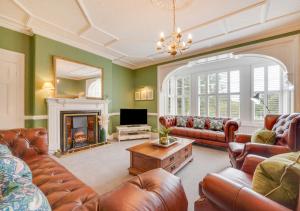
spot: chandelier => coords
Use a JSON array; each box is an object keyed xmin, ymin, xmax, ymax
[{"xmin": 156, "ymin": 0, "xmax": 192, "ymax": 56}]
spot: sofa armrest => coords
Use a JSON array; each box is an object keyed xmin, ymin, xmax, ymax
[
  {"xmin": 0, "ymin": 128, "xmax": 48, "ymax": 159},
  {"xmin": 243, "ymin": 143, "xmax": 291, "ymax": 157},
  {"xmin": 264, "ymin": 114, "xmax": 280, "ymax": 130},
  {"xmin": 224, "ymin": 120, "xmax": 240, "ymax": 143},
  {"xmin": 159, "ymin": 116, "xmax": 176, "ymax": 128},
  {"xmin": 235, "ymin": 133, "xmax": 252, "ymax": 143},
  {"xmin": 241, "ymin": 155, "xmax": 266, "ymax": 175},
  {"xmin": 99, "ymin": 168, "xmax": 188, "ymax": 211},
  {"xmin": 202, "ymin": 173, "xmax": 291, "ymax": 211}
]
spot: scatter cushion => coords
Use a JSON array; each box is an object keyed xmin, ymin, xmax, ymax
[
  {"xmin": 252, "ymin": 152, "xmax": 300, "ymax": 209},
  {"xmin": 176, "ymin": 117, "xmax": 187, "ymax": 127},
  {"xmin": 193, "ymin": 118, "xmax": 206, "ymax": 129},
  {"xmin": 209, "ymin": 119, "xmax": 223, "ymax": 131},
  {"xmin": 0, "ymin": 144, "xmax": 11, "ymax": 156},
  {"xmin": 251, "ymin": 129, "xmax": 276, "ymax": 145},
  {"xmin": 0, "ymin": 155, "xmax": 32, "ymax": 181},
  {"xmin": 272, "ymin": 113, "xmax": 300, "ymax": 135},
  {"xmin": 0, "ymin": 176, "xmax": 51, "ymax": 211}
]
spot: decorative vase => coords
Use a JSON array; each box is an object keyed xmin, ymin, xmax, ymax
[
  {"xmin": 99, "ymin": 127, "xmax": 106, "ymax": 143},
  {"xmin": 159, "ymin": 136, "xmax": 169, "ymax": 145}
]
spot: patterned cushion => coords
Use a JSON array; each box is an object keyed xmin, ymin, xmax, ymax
[
  {"xmin": 0, "ymin": 155, "xmax": 32, "ymax": 181},
  {"xmin": 272, "ymin": 113, "xmax": 300, "ymax": 135},
  {"xmin": 209, "ymin": 119, "xmax": 223, "ymax": 131},
  {"xmin": 193, "ymin": 118, "xmax": 206, "ymax": 129},
  {"xmin": 0, "ymin": 144, "xmax": 11, "ymax": 156},
  {"xmin": 0, "ymin": 176, "xmax": 51, "ymax": 211},
  {"xmin": 176, "ymin": 116, "xmax": 187, "ymax": 127}
]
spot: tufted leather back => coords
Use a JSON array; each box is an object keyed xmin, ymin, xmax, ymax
[
  {"xmin": 159, "ymin": 116, "xmax": 177, "ymax": 127},
  {"xmin": 264, "ymin": 114, "xmax": 300, "ymax": 150},
  {"xmin": 0, "ymin": 128, "xmax": 48, "ymax": 160}
]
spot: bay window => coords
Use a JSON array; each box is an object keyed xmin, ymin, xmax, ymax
[
  {"xmin": 164, "ymin": 59, "xmax": 291, "ymax": 122},
  {"xmin": 198, "ymin": 70, "xmax": 240, "ymax": 118}
]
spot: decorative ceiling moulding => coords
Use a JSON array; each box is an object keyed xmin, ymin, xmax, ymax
[
  {"xmin": 151, "ymin": 0, "xmax": 193, "ymax": 10},
  {"xmin": 0, "ymin": 0, "xmax": 299, "ymax": 69},
  {"xmin": 0, "ymin": 15, "xmax": 32, "ymax": 35}
]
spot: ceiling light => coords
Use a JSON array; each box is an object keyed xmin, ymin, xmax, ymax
[{"xmin": 156, "ymin": 0, "xmax": 192, "ymax": 56}]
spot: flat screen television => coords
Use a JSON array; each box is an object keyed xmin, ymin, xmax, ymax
[{"xmin": 120, "ymin": 109, "xmax": 147, "ymax": 125}]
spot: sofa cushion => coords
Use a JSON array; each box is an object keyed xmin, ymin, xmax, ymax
[
  {"xmin": 228, "ymin": 142, "xmax": 245, "ymax": 157},
  {"xmin": 251, "ymin": 129, "xmax": 276, "ymax": 145},
  {"xmin": 176, "ymin": 116, "xmax": 187, "ymax": 127},
  {"xmin": 208, "ymin": 119, "xmax": 224, "ymax": 131},
  {"xmin": 0, "ymin": 154, "xmax": 32, "ymax": 181},
  {"xmin": 272, "ymin": 113, "xmax": 300, "ymax": 136},
  {"xmin": 193, "ymin": 118, "xmax": 206, "ymax": 129},
  {"xmin": 0, "ymin": 144, "xmax": 11, "ymax": 156},
  {"xmin": 0, "ymin": 176, "xmax": 51, "ymax": 211},
  {"xmin": 252, "ymin": 152, "xmax": 300, "ymax": 209},
  {"xmin": 170, "ymin": 127, "xmax": 226, "ymax": 142}
]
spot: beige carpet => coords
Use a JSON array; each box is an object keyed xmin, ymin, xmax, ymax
[{"xmin": 54, "ymin": 140, "xmax": 230, "ymax": 211}]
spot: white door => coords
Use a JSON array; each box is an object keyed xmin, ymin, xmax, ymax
[{"xmin": 0, "ymin": 48, "xmax": 24, "ymax": 129}]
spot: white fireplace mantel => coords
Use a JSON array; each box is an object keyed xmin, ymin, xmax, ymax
[{"xmin": 46, "ymin": 98, "xmax": 109, "ymax": 153}]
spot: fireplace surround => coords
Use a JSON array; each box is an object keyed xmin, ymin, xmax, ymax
[
  {"xmin": 60, "ymin": 111, "xmax": 100, "ymax": 153},
  {"xmin": 47, "ymin": 98, "xmax": 109, "ymax": 154}
]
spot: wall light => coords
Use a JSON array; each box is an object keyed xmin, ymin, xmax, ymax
[{"xmin": 42, "ymin": 82, "xmax": 54, "ymax": 98}]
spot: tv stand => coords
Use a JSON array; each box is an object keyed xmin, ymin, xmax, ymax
[{"xmin": 116, "ymin": 125, "xmax": 151, "ymax": 142}]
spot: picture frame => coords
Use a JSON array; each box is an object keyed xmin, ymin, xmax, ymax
[
  {"xmin": 146, "ymin": 89, "xmax": 153, "ymax": 100},
  {"xmin": 135, "ymin": 91, "xmax": 141, "ymax": 101},
  {"xmin": 140, "ymin": 89, "xmax": 147, "ymax": 100}
]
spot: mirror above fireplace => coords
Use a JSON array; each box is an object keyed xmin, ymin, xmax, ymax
[{"xmin": 54, "ymin": 57, "xmax": 103, "ymax": 99}]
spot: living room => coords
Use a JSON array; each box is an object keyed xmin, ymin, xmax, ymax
[{"xmin": 0, "ymin": 0, "xmax": 299, "ymax": 211}]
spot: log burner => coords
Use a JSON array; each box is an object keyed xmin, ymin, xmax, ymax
[{"xmin": 60, "ymin": 111, "xmax": 100, "ymax": 153}]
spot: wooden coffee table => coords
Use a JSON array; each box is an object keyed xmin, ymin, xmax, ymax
[{"xmin": 127, "ymin": 139, "xmax": 193, "ymax": 175}]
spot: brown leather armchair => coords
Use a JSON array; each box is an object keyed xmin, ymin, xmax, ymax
[
  {"xmin": 195, "ymin": 155, "xmax": 299, "ymax": 211},
  {"xmin": 228, "ymin": 113, "xmax": 300, "ymax": 169}
]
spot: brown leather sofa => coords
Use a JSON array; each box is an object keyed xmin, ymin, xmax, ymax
[
  {"xmin": 159, "ymin": 116, "xmax": 239, "ymax": 148},
  {"xmin": 194, "ymin": 154, "xmax": 299, "ymax": 211},
  {"xmin": 0, "ymin": 128, "xmax": 188, "ymax": 211},
  {"xmin": 228, "ymin": 113, "xmax": 300, "ymax": 169}
]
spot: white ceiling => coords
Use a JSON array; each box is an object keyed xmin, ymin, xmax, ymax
[{"xmin": 0, "ymin": 0, "xmax": 300, "ymax": 69}]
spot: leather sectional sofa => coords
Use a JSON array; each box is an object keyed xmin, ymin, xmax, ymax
[
  {"xmin": 0, "ymin": 128, "xmax": 188, "ymax": 211},
  {"xmin": 159, "ymin": 116, "xmax": 239, "ymax": 148}
]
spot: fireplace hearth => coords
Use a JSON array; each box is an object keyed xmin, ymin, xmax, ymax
[{"xmin": 60, "ymin": 111, "xmax": 101, "ymax": 153}]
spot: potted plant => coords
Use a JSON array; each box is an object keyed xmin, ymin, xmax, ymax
[{"xmin": 159, "ymin": 126, "xmax": 171, "ymax": 145}]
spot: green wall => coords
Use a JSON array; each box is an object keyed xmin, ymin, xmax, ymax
[
  {"xmin": 110, "ymin": 64, "xmax": 134, "ymax": 133},
  {"xmin": 0, "ymin": 27, "xmax": 134, "ymax": 132}
]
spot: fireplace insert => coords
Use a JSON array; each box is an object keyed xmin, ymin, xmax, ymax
[{"xmin": 60, "ymin": 110, "xmax": 101, "ymax": 153}]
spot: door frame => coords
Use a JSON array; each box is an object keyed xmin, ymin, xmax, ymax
[{"xmin": 0, "ymin": 48, "xmax": 25, "ymax": 128}]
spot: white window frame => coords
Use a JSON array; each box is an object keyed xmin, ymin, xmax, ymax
[
  {"xmin": 197, "ymin": 69, "xmax": 240, "ymax": 118},
  {"xmin": 174, "ymin": 76, "xmax": 191, "ymax": 115},
  {"xmin": 251, "ymin": 63, "xmax": 284, "ymax": 121}
]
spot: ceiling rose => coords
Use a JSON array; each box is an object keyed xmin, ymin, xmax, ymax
[{"xmin": 151, "ymin": 0, "xmax": 193, "ymax": 10}]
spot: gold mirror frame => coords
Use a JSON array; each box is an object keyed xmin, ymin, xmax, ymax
[{"xmin": 53, "ymin": 56, "xmax": 103, "ymax": 99}]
